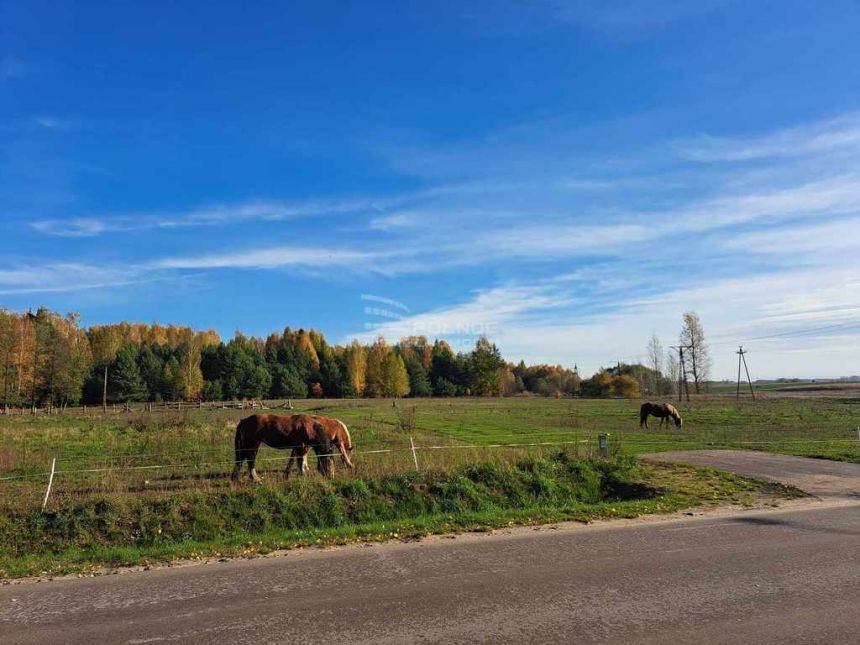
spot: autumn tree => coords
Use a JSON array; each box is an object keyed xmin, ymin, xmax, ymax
[
  {"xmin": 51, "ymin": 314, "xmax": 91, "ymax": 407},
  {"xmin": 344, "ymin": 340, "xmax": 367, "ymax": 396},
  {"xmin": 0, "ymin": 310, "xmax": 20, "ymax": 407},
  {"xmin": 175, "ymin": 342, "xmax": 204, "ymax": 400},
  {"xmin": 89, "ymin": 326, "xmax": 122, "ymax": 410},
  {"xmin": 364, "ymin": 337, "xmax": 389, "ymax": 397},
  {"xmin": 382, "ymin": 351, "xmax": 410, "ymax": 398}
]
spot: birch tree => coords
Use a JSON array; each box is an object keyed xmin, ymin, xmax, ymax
[{"xmin": 679, "ymin": 311, "xmax": 711, "ymax": 393}]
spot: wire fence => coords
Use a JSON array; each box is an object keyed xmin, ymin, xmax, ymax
[{"xmin": 2, "ymin": 434, "xmax": 858, "ymax": 485}]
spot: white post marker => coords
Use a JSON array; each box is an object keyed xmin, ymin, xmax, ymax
[
  {"xmin": 410, "ymin": 436, "xmax": 419, "ymax": 470},
  {"xmin": 42, "ymin": 457, "xmax": 57, "ymax": 512}
]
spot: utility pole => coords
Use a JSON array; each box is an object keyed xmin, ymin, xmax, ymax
[
  {"xmin": 671, "ymin": 345, "xmax": 692, "ymax": 403},
  {"xmin": 736, "ymin": 346, "xmax": 755, "ymax": 400}
]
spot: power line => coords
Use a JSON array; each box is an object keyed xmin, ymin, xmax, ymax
[{"xmin": 736, "ymin": 346, "xmax": 755, "ymax": 400}]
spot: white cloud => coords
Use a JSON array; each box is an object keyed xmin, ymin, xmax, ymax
[
  {"xmin": 0, "ymin": 263, "xmax": 143, "ymax": 294},
  {"xmin": 346, "ymin": 262, "xmax": 860, "ymax": 379},
  {"xmin": 679, "ymin": 113, "xmax": 860, "ymax": 162},
  {"xmin": 152, "ymin": 245, "xmax": 389, "ymax": 272},
  {"xmin": 30, "ymin": 218, "xmax": 107, "ymax": 237},
  {"xmin": 477, "ymin": 224, "xmax": 652, "ymax": 257},
  {"xmin": 350, "ymin": 283, "xmax": 571, "ymax": 346},
  {"xmin": 367, "ymin": 213, "xmax": 419, "ymax": 231},
  {"xmin": 29, "ymin": 196, "xmax": 394, "ymax": 237},
  {"xmin": 33, "ymin": 116, "xmax": 76, "ymax": 130},
  {"xmin": 722, "ymin": 217, "xmax": 860, "ymax": 255}
]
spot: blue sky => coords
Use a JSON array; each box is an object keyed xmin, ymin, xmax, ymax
[{"xmin": 2, "ymin": 0, "xmax": 860, "ymax": 378}]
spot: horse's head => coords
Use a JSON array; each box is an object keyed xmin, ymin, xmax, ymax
[
  {"xmin": 316, "ymin": 454, "xmax": 334, "ymax": 477},
  {"xmin": 674, "ymin": 414, "xmax": 683, "ymax": 428}
]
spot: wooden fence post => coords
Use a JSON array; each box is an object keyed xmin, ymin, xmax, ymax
[{"xmin": 597, "ymin": 434, "xmax": 609, "ymax": 459}]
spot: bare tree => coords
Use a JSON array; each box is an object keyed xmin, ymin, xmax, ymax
[
  {"xmin": 679, "ymin": 311, "xmax": 711, "ymax": 393},
  {"xmin": 665, "ymin": 349, "xmax": 679, "ymax": 395},
  {"xmin": 646, "ymin": 334, "xmax": 663, "ymax": 394}
]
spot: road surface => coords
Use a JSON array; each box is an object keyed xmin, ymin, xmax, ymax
[
  {"xmin": 643, "ymin": 449, "xmax": 860, "ymax": 500},
  {"xmin": 1, "ymin": 453, "xmax": 858, "ymax": 644}
]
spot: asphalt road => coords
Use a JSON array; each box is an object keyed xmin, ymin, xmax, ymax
[
  {"xmin": 2, "ymin": 454, "xmax": 859, "ymax": 645},
  {"xmin": 643, "ymin": 449, "xmax": 860, "ymax": 500}
]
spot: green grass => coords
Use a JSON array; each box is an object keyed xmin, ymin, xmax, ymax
[
  {"xmin": 0, "ymin": 395, "xmax": 853, "ymax": 578},
  {"xmin": 1, "ymin": 396, "xmax": 857, "ymax": 506},
  {"xmin": 0, "ymin": 451, "xmax": 801, "ymax": 579}
]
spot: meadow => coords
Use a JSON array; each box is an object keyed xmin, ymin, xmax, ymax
[
  {"xmin": 2, "ymin": 395, "xmax": 858, "ymax": 492},
  {"xmin": 0, "ymin": 395, "xmax": 855, "ymax": 577}
]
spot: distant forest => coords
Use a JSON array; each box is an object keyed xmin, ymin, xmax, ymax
[{"xmin": 0, "ymin": 307, "xmax": 675, "ymax": 408}]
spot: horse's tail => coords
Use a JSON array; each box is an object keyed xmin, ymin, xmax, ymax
[
  {"xmin": 639, "ymin": 402, "xmax": 649, "ymax": 427},
  {"xmin": 335, "ymin": 419, "xmax": 355, "ymax": 469},
  {"xmin": 337, "ymin": 420, "xmax": 353, "ymax": 451},
  {"xmin": 234, "ymin": 416, "xmax": 254, "ymax": 466}
]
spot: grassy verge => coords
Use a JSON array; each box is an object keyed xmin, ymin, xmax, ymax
[{"xmin": 0, "ymin": 451, "xmax": 803, "ymax": 579}]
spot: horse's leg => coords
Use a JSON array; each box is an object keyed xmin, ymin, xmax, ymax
[
  {"xmin": 232, "ymin": 425, "xmax": 246, "ymax": 481},
  {"xmin": 246, "ymin": 441, "xmax": 263, "ymax": 482},
  {"xmin": 285, "ymin": 449, "xmax": 299, "ymax": 479},
  {"xmin": 296, "ymin": 447, "xmax": 310, "ymax": 476},
  {"xmin": 231, "ymin": 453, "xmax": 243, "ymax": 481}
]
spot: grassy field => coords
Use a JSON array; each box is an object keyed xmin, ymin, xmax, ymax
[
  {"xmin": 708, "ymin": 380, "xmax": 860, "ymax": 395},
  {"xmin": 3, "ymin": 396, "xmax": 858, "ymax": 481},
  {"xmin": 0, "ymin": 395, "xmax": 854, "ymax": 577}
]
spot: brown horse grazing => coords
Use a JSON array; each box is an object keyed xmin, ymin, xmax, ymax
[
  {"xmin": 640, "ymin": 402, "xmax": 683, "ymax": 429},
  {"xmin": 294, "ymin": 415, "xmax": 355, "ymax": 474},
  {"xmin": 231, "ymin": 414, "xmax": 334, "ymax": 482}
]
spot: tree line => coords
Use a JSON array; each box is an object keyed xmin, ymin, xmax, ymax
[{"xmin": 0, "ymin": 307, "xmax": 708, "ymax": 408}]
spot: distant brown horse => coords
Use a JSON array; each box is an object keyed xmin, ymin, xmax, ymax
[
  {"xmin": 231, "ymin": 413, "xmax": 334, "ymax": 482},
  {"xmin": 294, "ymin": 415, "xmax": 355, "ymax": 474},
  {"xmin": 640, "ymin": 402, "xmax": 683, "ymax": 429}
]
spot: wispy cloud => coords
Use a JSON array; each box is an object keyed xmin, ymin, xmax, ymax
[
  {"xmin": 30, "ymin": 218, "xmax": 107, "ymax": 237},
  {"xmin": 678, "ymin": 113, "xmax": 860, "ymax": 162},
  {"xmin": 13, "ymin": 110, "xmax": 860, "ymax": 377},
  {"xmin": 29, "ymin": 196, "xmax": 392, "ymax": 237},
  {"xmin": 348, "ymin": 262, "xmax": 860, "ymax": 377},
  {"xmin": 152, "ymin": 246, "xmax": 378, "ymax": 271},
  {"xmin": 723, "ymin": 217, "xmax": 860, "ymax": 256},
  {"xmin": 0, "ymin": 263, "xmax": 144, "ymax": 295},
  {"xmin": 32, "ymin": 116, "xmax": 76, "ymax": 131}
]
